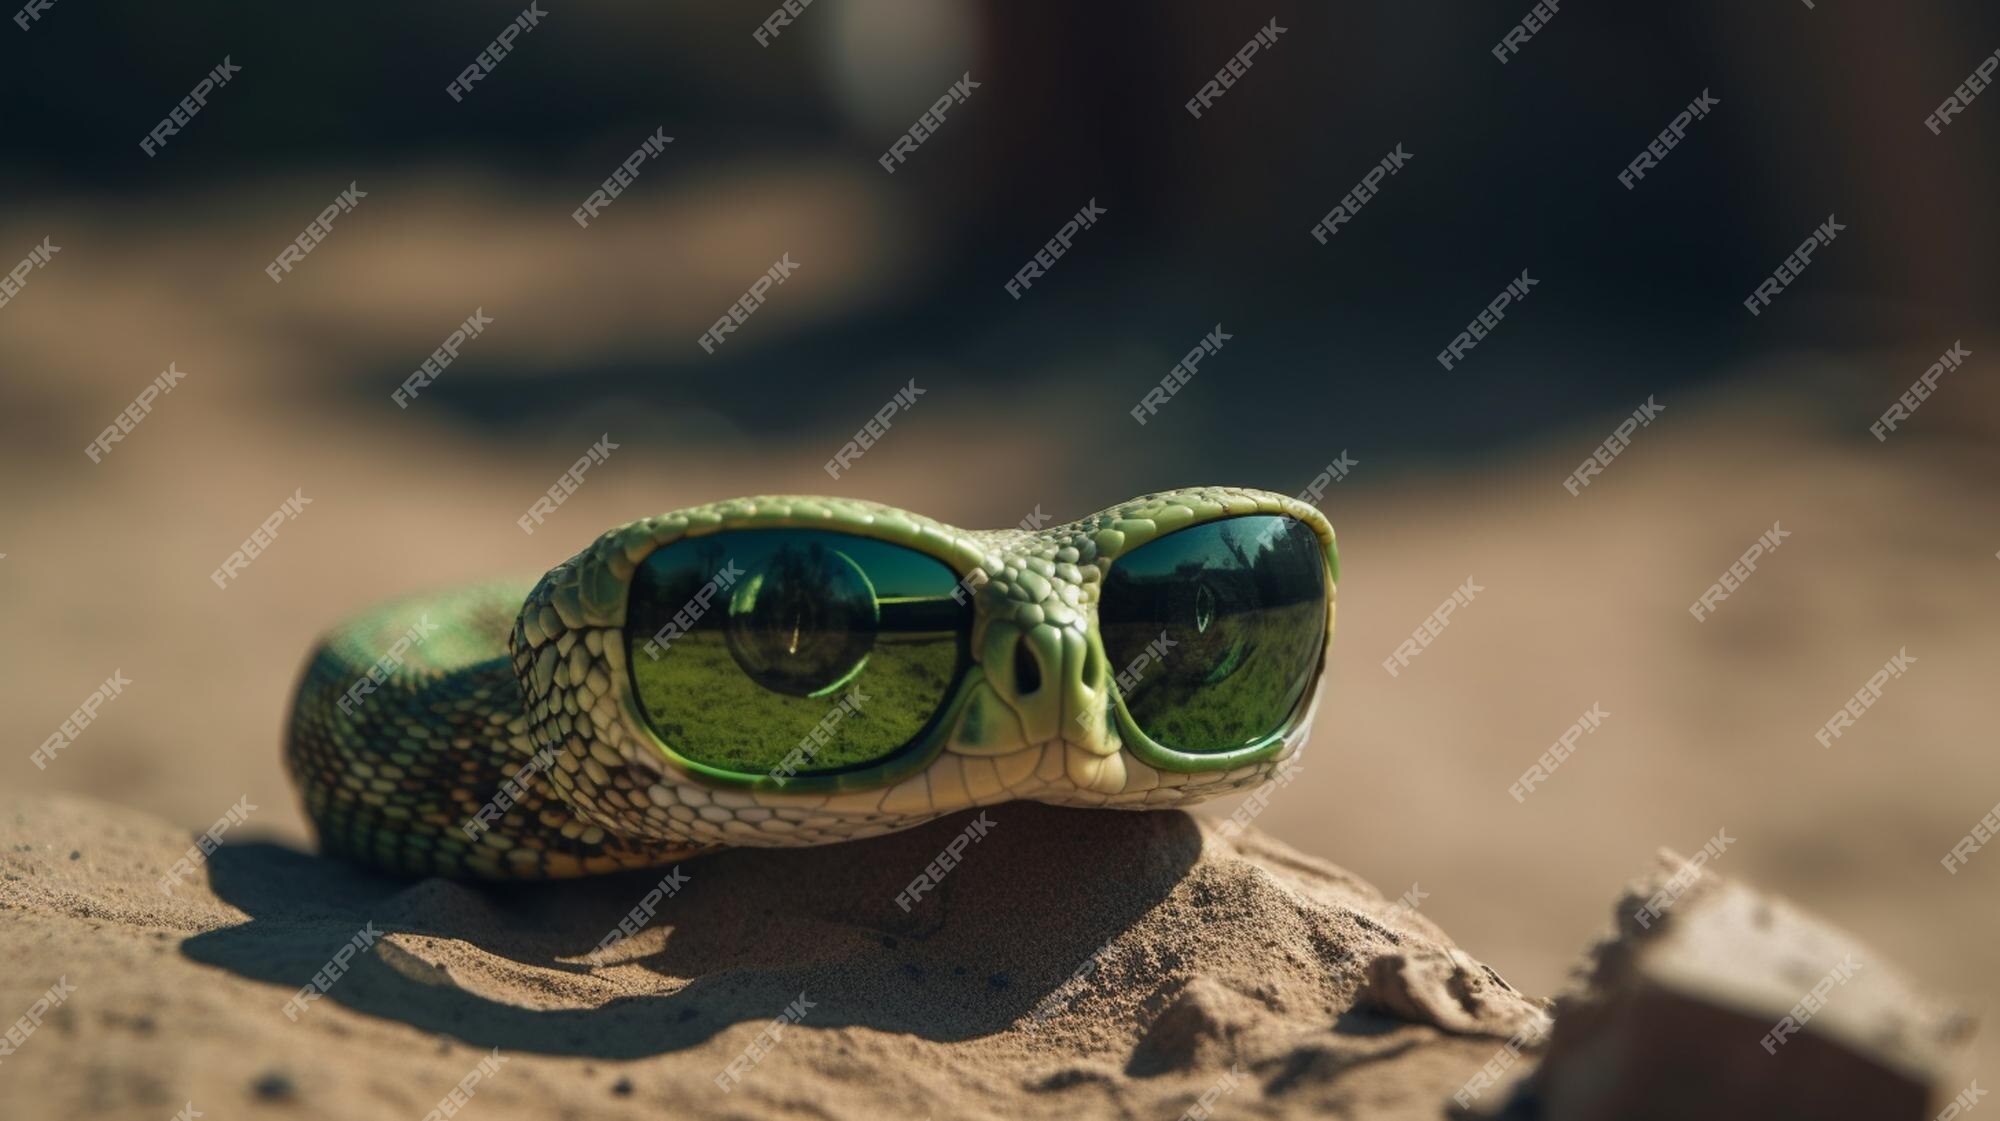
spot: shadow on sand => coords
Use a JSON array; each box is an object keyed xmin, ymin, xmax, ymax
[{"xmin": 182, "ymin": 804, "xmax": 1204, "ymax": 1059}]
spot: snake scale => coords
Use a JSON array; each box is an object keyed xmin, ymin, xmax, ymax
[{"xmin": 285, "ymin": 487, "xmax": 1337, "ymax": 879}]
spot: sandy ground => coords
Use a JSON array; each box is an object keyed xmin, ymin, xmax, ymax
[
  {"xmin": 1, "ymin": 795, "xmax": 1547, "ymax": 1120},
  {"xmin": 2, "ymin": 173, "xmax": 1996, "ymax": 1113}
]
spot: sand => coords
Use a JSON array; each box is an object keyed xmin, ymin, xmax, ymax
[
  {"xmin": 4, "ymin": 173, "xmax": 1995, "ymax": 1116},
  {"xmin": 0, "ymin": 794, "xmax": 1548, "ymax": 1121}
]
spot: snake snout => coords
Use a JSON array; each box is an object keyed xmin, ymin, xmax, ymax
[{"xmin": 977, "ymin": 617, "xmax": 1117, "ymax": 760}]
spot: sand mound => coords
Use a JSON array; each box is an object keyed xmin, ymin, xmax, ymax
[{"xmin": 0, "ymin": 794, "xmax": 1544, "ymax": 1120}]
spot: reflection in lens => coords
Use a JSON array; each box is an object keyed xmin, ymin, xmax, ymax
[
  {"xmin": 1100, "ymin": 516, "xmax": 1327, "ymax": 753},
  {"xmin": 626, "ymin": 530, "xmax": 969, "ymax": 775},
  {"xmin": 724, "ymin": 545, "xmax": 878, "ymax": 698}
]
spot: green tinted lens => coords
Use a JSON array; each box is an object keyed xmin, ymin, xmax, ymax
[
  {"xmin": 1100, "ymin": 515, "xmax": 1327, "ymax": 753},
  {"xmin": 626, "ymin": 529, "xmax": 969, "ymax": 775}
]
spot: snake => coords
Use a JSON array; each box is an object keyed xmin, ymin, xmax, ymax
[{"xmin": 284, "ymin": 487, "xmax": 1338, "ymax": 879}]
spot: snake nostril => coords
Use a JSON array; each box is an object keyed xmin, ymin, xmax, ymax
[{"xmin": 1013, "ymin": 637, "xmax": 1042, "ymax": 696}]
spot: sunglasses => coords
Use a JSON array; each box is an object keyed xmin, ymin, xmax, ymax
[{"xmin": 521, "ymin": 489, "xmax": 1338, "ymax": 799}]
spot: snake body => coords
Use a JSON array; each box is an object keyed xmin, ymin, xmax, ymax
[{"xmin": 285, "ymin": 488, "xmax": 1337, "ymax": 879}]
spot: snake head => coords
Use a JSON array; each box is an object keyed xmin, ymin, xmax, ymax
[{"xmin": 512, "ymin": 487, "xmax": 1337, "ymax": 848}]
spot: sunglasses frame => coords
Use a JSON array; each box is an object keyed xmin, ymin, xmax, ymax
[
  {"xmin": 538, "ymin": 494, "xmax": 1336, "ymax": 798},
  {"xmin": 1097, "ymin": 526, "xmax": 1336, "ymax": 773},
  {"xmin": 620, "ymin": 527, "xmax": 978, "ymax": 793}
]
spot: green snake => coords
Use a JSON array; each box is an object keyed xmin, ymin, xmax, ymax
[{"xmin": 285, "ymin": 487, "xmax": 1338, "ymax": 879}]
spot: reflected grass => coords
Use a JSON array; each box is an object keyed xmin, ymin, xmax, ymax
[
  {"xmin": 630, "ymin": 634, "xmax": 960, "ymax": 774},
  {"xmin": 1110, "ymin": 601, "xmax": 1323, "ymax": 753}
]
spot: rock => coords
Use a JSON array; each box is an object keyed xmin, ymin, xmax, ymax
[
  {"xmin": 1362, "ymin": 946, "xmax": 1552, "ymax": 1041},
  {"xmin": 1497, "ymin": 849, "xmax": 1978, "ymax": 1121}
]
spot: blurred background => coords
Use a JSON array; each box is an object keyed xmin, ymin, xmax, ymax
[{"xmin": 3, "ymin": 0, "xmax": 1998, "ymax": 1073}]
